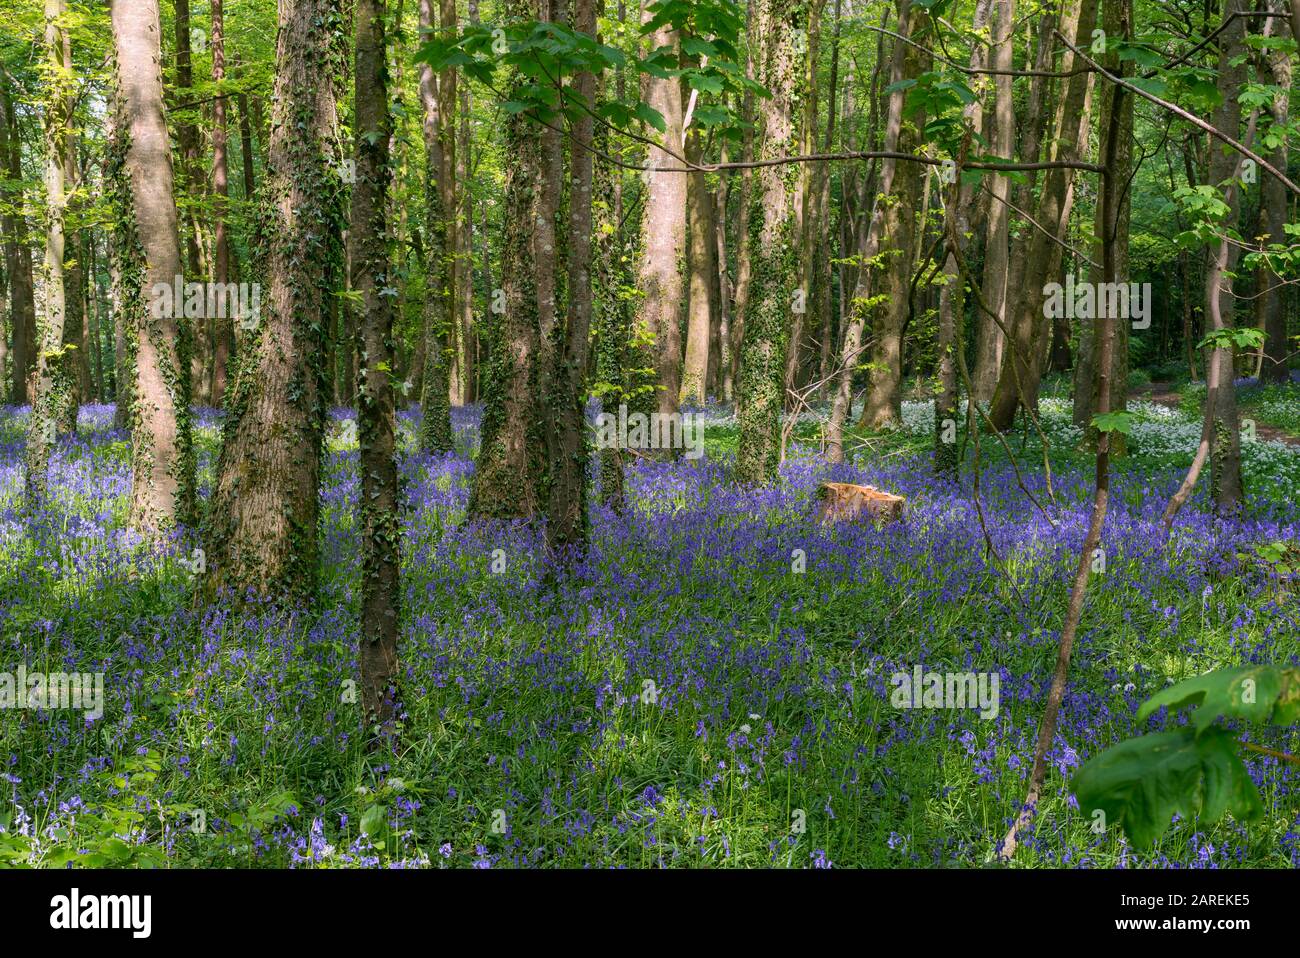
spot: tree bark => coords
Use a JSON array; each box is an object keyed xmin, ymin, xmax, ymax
[
  {"xmin": 468, "ymin": 0, "xmax": 544, "ymax": 520},
  {"xmin": 634, "ymin": 15, "xmax": 686, "ymax": 418},
  {"xmin": 0, "ymin": 81, "xmax": 35, "ymax": 406},
  {"xmin": 416, "ymin": 0, "xmax": 455, "ymax": 452},
  {"xmin": 681, "ymin": 123, "xmax": 713, "ymax": 405},
  {"xmin": 734, "ymin": 0, "xmax": 805, "ymax": 484},
  {"xmin": 110, "ymin": 0, "xmax": 195, "ymax": 532},
  {"xmin": 353, "ymin": 0, "xmax": 401, "ymax": 729},
  {"xmin": 204, "ymin": 0, "xmax": 344, "ymax": 592},
  {"xmin": 987, "ymin": 0, "xmax": 1095, "ymax": 432},
  {"xmin": 27, "ymin": 0, "xmax": 74, "ymax": 509},
  {"xmin": 210, "ymin": 0, "xmax": 235, "ymax": 406}
]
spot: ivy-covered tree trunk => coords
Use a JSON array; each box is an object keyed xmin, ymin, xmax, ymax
[
  {"xmin": 634, "ymin": 14, "xmax": 685, "ymax": 418},
  {"xmin": 173, "ymin": 0, "xmax": 212, "ymax": 408},
  {"xmin": 353, "ymin": 0, "xmax": 402, "ymax": 728},
  {"xmin": 543, "ymin": 0, "xmax": 597, "ymax": 553},
  {"xmin": 26, "ymin": 0, "xmax": 73, "ymax": 510},
  {"xmin": 111, "ymin": 0, "xmax": 195, "ymax": 532},
  {"xmin": 416, "ymin": 0, "xmax": 455, "ymax": 453},
  {"xmin": 204, "ymin": 0, "xmax": 344, "ymax": 593},
  {"xmin": 452, "ymin": 4, "xmax": 477, "ymax": 404},
  {"xmin": 734, "ymin": 0, "xmax": 804, "ymax": 485},
  {"xmin": 0, "ymin": 80, "xmax": 36, "ymax": 406},
  {"xmin": 468, "ymin": 0, "xmax": 544, "ymax": 521}
]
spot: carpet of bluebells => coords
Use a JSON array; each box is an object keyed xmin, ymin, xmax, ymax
[{"xmin": 2, "ymin": 391, "xmax": 1300, "ymax": 869}]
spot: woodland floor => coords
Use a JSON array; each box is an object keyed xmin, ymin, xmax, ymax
[{"xmin": 3, "ymin": 384, "xmax": 1300, "ymax": 868}]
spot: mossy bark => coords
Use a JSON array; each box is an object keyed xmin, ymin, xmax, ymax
[
  {"xmin": 734, "ymin": 0, "xmax": 805, "ymax": 485},
  {"xmin": 204, "ymin": 0, "xmax": 345, "ymax": 595}
]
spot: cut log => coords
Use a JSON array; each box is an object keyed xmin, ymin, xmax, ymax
[{"xmin": 817, "ymin": 481, "xmax": 905, "ymax": 524}]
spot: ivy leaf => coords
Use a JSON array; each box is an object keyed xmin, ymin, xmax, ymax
[{"xmin": 1071, "ymin": 727, "xmax": 1264, "ymax": 848}]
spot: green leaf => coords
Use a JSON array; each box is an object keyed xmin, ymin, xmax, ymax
[
  {"xmin": 1072, "ymin": 727, "xmax": 1264, "ymax": 848},
  {"xmin": 360, "ymin": 803, "xmax": 388, "ymax": 839},
  {"xmin": 1137, "ymin": 664, "xmax": 1300, "ymax": 731},
  {"xmin": 1090, "ymin": 411, "xmax": 1135, "ymax": 436},
  {"xmin": 634, "ymin": 102, "xmax": 667, "ymax": 133}
]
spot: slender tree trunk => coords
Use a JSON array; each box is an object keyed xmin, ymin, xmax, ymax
[
  {"xmin": 353, "ymin": 0, "xmax": 401, "ymax": 729},
  {"xmin": 237, "ymin": 86, "xmax": 257, "ymax": 202},
  {"xmin": 1001, "ymin": 0, "xmax": 1126, "ymax": 860},
  {"xmin": 972, "ymin": 0, "xmax": 1011, "ymax": 404},
  {"xmin": 204, "ymin": 0, "xmax": 344, "ymax": 592},
  {"xmin": 416, "ymin": 0, "xmax": 455, "ymax": 452},
  {"xmin": 210, "ymin": 0, "xmax": 235, "ymax": 406},
  {"xmin": 681, "ymin": 124, "xmax": 713, "ymax": 405},
  {"xmin": 173, "ymin": 0, "xmax": 211, "ymax": 407},
  {"xmin": 0, "ymin": 81, "xmax": 36, "ymax": 406},
  {"xmin": 1261, "ymin": 22, "xmax": 1290, "ymax": 384},
  {"xmin": 730, "ymin": 0, "xmax": 758, "ymax": 404},
  {"xmin": 110, "ymin": 0, "xmax": 195, "ymax": 532},
  {"xmin": 57, "ymin": 133, "xmax": 86, "ymax": 434},
  {"xmin": 87, "ymin": 231, "xmax": 104, "ymax": 400},
  {"xmin": 27, "ymin": 0, "xmax": 73, "ymax": 509},
  {"xmin": 454, "ymin": 6, "xmax": 475, "ymax": 404},
  {"xmin": 987, "ymin": 0, "xmax": 1095, "ymax": 431},
  {"xmin": 825, "ymin": 0, "xmax": 912, "ymax": 460},
  {"xmin": 734, "ymin": 0, "xmax": 805, "ymax": 484},
  {"xmin": 1204, "ymin": 0, "xmax": 1246, "ymax": 510},
  {"xmin": 1073, "ymin": 28, "xmax": 1130, "ymax": 447}
]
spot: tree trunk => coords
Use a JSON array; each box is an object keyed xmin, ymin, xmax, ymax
[
  {"xmin": 0, "ymin": 81, "xmax": 35, "ymax": 406},
  {"xmin": 416, "ymin": 0, "xmax": 455, "ymax": 452},
  {"xmin": 634, "ymin": 15, "xmax": 686, "ymax": 418},
  {"xmin": 972, "ymin": 0, "xmax": 1012, "ymax": 405},
  {"xmin": 825, "ymin": 0, "xmax": 912, "ymax": 460},
  {"xmin": 27, "ymin": 0, "xmax": 73, "ymax": 509},
  {"xmin": 173, "ymin": 0, "xmax": 211, "ymax": 407},
  {"xmin": 110, "ymin": 0, "xmax": 194, "ymax": 531},
  {"xmin": 467, "ymin": 0, "xmax": 544, "ymax": 520},
  {"xmin": 57, "ymin": 132, "xmax": 86, "ymax": 435},
  {"xmin": 856, "ymin": 1, "xmax": 930, "ymax": 431},
  {"xmin": 681, "ymin": 124, "xmax": 713, "ymax": 405},
  {"xmin": 543, "ymin": 0, "xmax": 597, "ymax": 553},
  {"xmin": 353, "ymin": 0, "xmax": 401, "ymax": 729},
  {"xmin": 734, "ymin": 0, "xmax": 805, "ymax": 484},
  {"xmin": 204, "ymin": 0, "xmax": 343, "ymax": 592},
  {"xmin": 1204, "ymin": 0, "xmax": 1246, "ymax": 511},
  {"xmin": 987, "ymin": 0, "xmax": 1095, "ymax": 432},
  {"xmin": 210, "ymin": 0, "xmax": 235, "ymax": 406},
  {"xmin": 1261, "ymin": 22, "xmax": 1290, "ymax": 384}
]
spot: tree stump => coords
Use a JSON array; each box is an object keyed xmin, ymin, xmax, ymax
[{"xmin": 816, "ymin": 481, "xmax": 905, "ymax": 524}]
